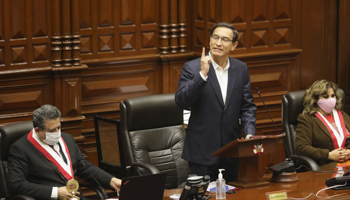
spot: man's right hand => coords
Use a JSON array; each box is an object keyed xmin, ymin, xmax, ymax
[
  {"xmin": 200, "ymin": 47, "xmax": 211, "ymax": 76},
  {"xmin": 58, "ymin": 186, "xmax": 80, "ymax": 200}
]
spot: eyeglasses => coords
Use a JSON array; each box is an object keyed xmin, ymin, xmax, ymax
[{"xmin": 211, "ymin": 34, "xmax": 233, "ymax": 44}]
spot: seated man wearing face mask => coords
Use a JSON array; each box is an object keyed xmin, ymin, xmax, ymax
[{"xmin": 8, "ymin": 104, "xmax": 121, "ymax": 200}]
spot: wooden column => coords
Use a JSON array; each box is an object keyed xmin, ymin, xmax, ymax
[
  {"xmin": 169, "ymin": 0, "xmax": 178, "ymax": 54},
  {"xmin": 51, "ymin": 0, "xmax": 62, "ymax": 67},
  {"xmin": 178, "ymin": 0, "xmax": 187, "ymax": 53},
  {"xmin": 71, "ymin": 0, "xmax": 81, "ymax": 66},
  {"xmin": 160, "ymin": 0, "xmax": 170, "ymax": 55},
  {"xmin": 61, "ymin": 0, "xmax": 72, "ymax": 67},
  {"xmin": 338, "ymin": 0, "xmax": 350, "ymax": 114}
]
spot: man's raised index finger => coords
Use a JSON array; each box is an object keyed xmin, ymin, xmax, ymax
[{"xmin": 202, "ymin": 47, "xmax": 205, "ymax": 57}]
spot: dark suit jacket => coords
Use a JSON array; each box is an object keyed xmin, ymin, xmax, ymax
[
  {"xmin": 8, "ymin": 131, "xmax": 113, "ymax": 200},
  {"xmin": 295, "ymin": 111, "xmax": 350, "ymax": 169},
  {"xmin": 175, "ymin": 57, "xmax": 256, "ymax": 166}
]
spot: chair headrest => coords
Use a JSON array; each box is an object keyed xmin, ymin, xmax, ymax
[
  {"xmin": 284, "ymin": 90, "xmax": 306, "ymax": 125},
  {"xmin": 0, "ymin": 121, "xmax": 33, "ymax": 160},
  {"xmin": 121, "ymin": 94, "xmax": 183, "ymax": 131}
]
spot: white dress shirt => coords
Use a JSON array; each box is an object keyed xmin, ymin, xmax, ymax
[{"xmin": 200, "ymin": 52, "xmax": 230, "ymax": 104}]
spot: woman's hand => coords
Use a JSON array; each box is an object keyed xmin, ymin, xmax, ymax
[
  {"xmin": 339, "ymin": 149, "xmax": 350, "ymax": 162},
  {"xmin": 329, "ymin": 148, "xmax": 345, "ymax": 162}
]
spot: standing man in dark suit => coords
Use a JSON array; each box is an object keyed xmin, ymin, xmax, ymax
[
  {"xmin": 175, "ymin": 22, "xmax": 256, "ymax": 182},
  {"xmin": 8, "ymin": 105, "xmax": 121, "ymax": 200}
]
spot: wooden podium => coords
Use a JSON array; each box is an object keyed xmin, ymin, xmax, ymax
[{"xmin": 212, "ymin": 133, "xmax": 285, "ymax": 188}]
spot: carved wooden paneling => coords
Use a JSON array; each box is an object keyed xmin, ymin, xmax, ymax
[
  {"xmin": 142, "ymin": 0, "xmax": 156, "ymax": 24},
  {"xmin": 252, "ymin": 0, "xmax": 268, "ymax": 22},
  {"xmin": 33, "ymin": 44, "xmax": 49, "ymax": 63},
  {"xmin": 178, "ymin": 0, "xmax": 187, "ymax": 53},
  {"xmin": 0, "ymin": 48, "xmax": 3, "ymax": 67},
  {"xmin": 32, "ymin": 0, "xmax": 48, "ymax": 38},
  {"xmin": 10, "ymin": 0, "xmax": 26, "ymax": 39},
  {"xmin": 81, "ymin": 61, "xmax": 162, "ymax": 115},
  {"xmin": 159, "ymin": 0, "xmax": 169, "ymax": 55},
  {"xmin": 80, "ymin": 0, "xmax": 159, "ymax": 61},
  {"xmin": 0, "ymin": 91, "xmax": 43, "ymax": 112},
  {"xmin": 51, "ymin": 0, "xmax": 62, "ymax": 67},
  {"xmin": 1, "ymin": 0, "xmax": 52, "ymax": 70},
  {"xmin": 0, "ymin": 71, "xmax": 53, "ymax": 118},
  {"xmin": 0, "ymin": 0, "xmax": 3, "ymax": 43},
  {"xmin": 169, "ymin": 0, "xmax": 178, "ymax": 53},
  {"xmin": 121, "ymin": 0, "xmax": 135, "ymax": 25},
  {"xmin": 63, "ymin": 78, "xmax": 81, "ymax": 117},
  {"xmin": 0, "ymin": 0, "xmax": 348, "ymax": 180},
  {"xmin": 99, "ymin": 34, "xmax": 114, "ymax": 52},
  {"xmin": 169, "ymin": 64, "xmax": 183, "ymax": 93},
  {"xmin": 80, "ymin": 36, "xmax": 92, "ymax": 54},
  {"xmin": 338, "ymin": 0, "xmax": 350, "ymax": 114},
  {"xmin": 299, "ymin": 0, "xmax": 338, "ymax": 89},
  {"xmin": 208, "ymin": 0, "xmax": 216, "ymax": 22},
  {"xmin": 141, "ymin": 31, "xmax": 156, "ymax": 49},
  {"xmin": 193, "ymin": 0, "xmax": 295, "ymax": 53},
  {"xmin": 98, "ymin": 0, "xmax": 113, "ymax": 27}
]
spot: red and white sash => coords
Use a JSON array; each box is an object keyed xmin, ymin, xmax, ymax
[
  {"xmin": 27, "ymin": 129, "xmax": 74, "ymax": 180},
  {"xmin": 315, "ymin": 110, "xmax": 347, "ymax": 149}
]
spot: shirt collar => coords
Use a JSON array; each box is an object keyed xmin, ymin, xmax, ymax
[{"xmin": 209, "ymin": 52, "xmax": 230, "ymax": 71}]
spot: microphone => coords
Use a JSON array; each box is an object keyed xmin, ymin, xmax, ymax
[
  {"xmin": 255, "ymin": 87, "xmax": 295, "ymax": 174},
  {"xmin": 79, "ymin": 160, "xmax": 108, "ymax": 196}
]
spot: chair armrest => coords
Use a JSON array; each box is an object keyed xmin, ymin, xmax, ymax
[
  {"xmin": 79, "ymin": 181, "xmax": 108, "ymax": 199},
  {"xmin": 290, "ymin": 155, "xmax": 320, "ymax": 171},
  {"xmin": 127, "ymin": 162, "xmax": 160, "ymax": 175},
  {"xmin": 5, "ymin": 195, "xmax": 35, "ymax": 200}
]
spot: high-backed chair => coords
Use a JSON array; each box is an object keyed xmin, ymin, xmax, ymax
[
  {"xmin": 0, "ymin": 121, "xmax": 34, "ymax": 200},
  {"xmin": 120, "ymin": 93, "xmax": 190, "ymax": 189},
  {"xmin": 94, "ymin": 115, "xmax": 126, "ymax": 178},
  {"xmin": 0, "ymin": 121, "xmax": 108, "ymax": 199},
  {"xmin": 282, "ymin": 89, "xmax": 345, "ymax": 171}
]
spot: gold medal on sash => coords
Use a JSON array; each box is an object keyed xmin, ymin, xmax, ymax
[{"xmin": 66, "ymin": 179, "xmax": 80, "ymax": 200}]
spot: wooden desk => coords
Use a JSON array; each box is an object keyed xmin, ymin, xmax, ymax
[{"xmin": 163, "ymin": 169, "xmax": 350, "ymax": 200}]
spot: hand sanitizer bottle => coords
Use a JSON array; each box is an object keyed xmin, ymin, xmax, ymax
[{"xmin": 216, "ymin": 169, "xmax": 226, "ymax": 199}]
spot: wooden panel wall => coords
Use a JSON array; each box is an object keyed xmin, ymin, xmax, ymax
[{"xmin": 0, "ymin": 0, "xmax": 349, "ymax": 176}]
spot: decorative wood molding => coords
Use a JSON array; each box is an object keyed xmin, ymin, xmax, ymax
[
  {"xmin": 169, "ymin": 0, "xmax": 178, "ymax": 54},
  {"xmin": 178, "ymin": 0, "xmax": 187, "ymax": 53},
  {"xmin": 159, "ymin": 0, "xmax": 170, "ymax": 55},
  {"xmin": 71, "ymin": 0, "xmax": 81, "ymax": 66}
]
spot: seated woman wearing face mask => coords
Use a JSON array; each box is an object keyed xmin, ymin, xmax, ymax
[{"xmin": 295, "ymin": 80, "xmax": 350, "ymax": 169}]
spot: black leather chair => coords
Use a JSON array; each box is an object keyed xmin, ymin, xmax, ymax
[
  {"xmin": 282, "ymin": 89, "xmax": 346, "ymax": 171},
  {"xmin": 94, "ymin": 115, "xmax": 126, "ymax": 178},
  {"xmin": 0, "ymin": 121, "xmax": 108, "ymax": 199},
  {"xmin": 120, "ymin": 93, "xmax": 190, "ymax": 189}
]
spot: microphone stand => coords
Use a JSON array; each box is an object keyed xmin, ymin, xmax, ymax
[{"xmin": 256, "ymin": 87, "xmax": 298, "ymax": 183}]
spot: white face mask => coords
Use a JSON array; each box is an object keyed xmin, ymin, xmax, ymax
[{"xmin": 42, "ymin": 129, "xmax": 61, "ymax": 145}]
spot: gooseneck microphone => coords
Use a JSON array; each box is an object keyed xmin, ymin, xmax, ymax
[
  {"xmin": 255, "ymin": 87, "xmax": 295, "ymax": 175},
  {"xmin": 255, "ymin": 88, "xmax": 280, "ymax": 134},
  {"xmin": 79, "ymin": 160, "xmax": 106, "ymax": 194},
  {"xmin": 255, "ymin": 87, "xmax": 292, "ymax": 158}
]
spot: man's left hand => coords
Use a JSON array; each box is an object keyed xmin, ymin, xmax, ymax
[{"xmin": 110, "ymin": 177, "xmax": 121, "ymax": 191}]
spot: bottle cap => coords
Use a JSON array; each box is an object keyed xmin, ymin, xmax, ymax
[{"xmin": 218, "ymin": 169, "xmax": 225, "ymax": 179}]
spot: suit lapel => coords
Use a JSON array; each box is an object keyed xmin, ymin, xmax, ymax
[
  {"xmin": 208, "ymin": 63, "xmax": 224, "ymax": 107},
  {"xmin": 224, "ymin": 58, "xmax": 237, "ymax": 110},
  {"xmin": 313, "ymin": 115, "xmax": 333, "ymax": 141},
  {"xmin": 29, "ymin": 141, "xmax": 68, "ymax": 181}
]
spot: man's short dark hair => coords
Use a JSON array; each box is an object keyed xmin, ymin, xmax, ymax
[
  {"xmin": 210, "ymin": 22, "xmax": 238, "ymax": 42},
  {"xmin": 33, "ymin": 104, "xmax": 61, "ymax": 130}
]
